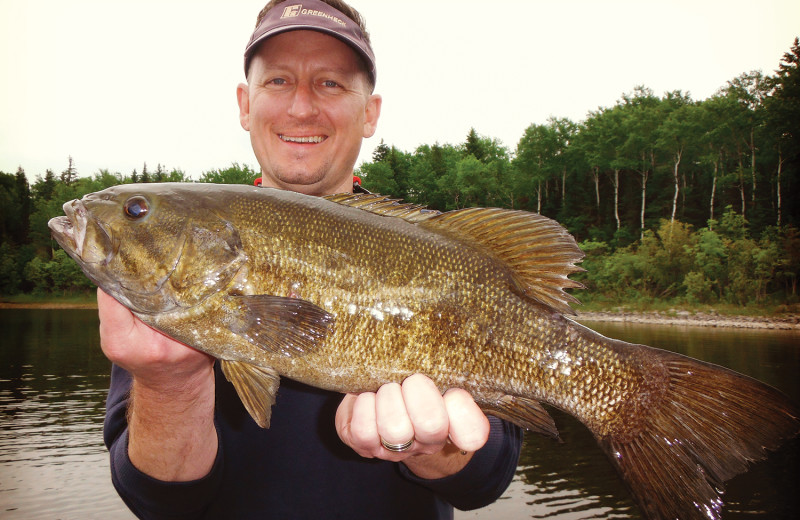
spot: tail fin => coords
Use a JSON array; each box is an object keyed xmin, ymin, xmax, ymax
[{"xmin": 596, "ymin": 348, "xmax": 799, "ymax": 520}]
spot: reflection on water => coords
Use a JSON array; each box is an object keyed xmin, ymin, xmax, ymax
[
  {"xmin": 0, "ymin": 309, "xmax": 133, "ymax": 519},
  {"xmin": 0, "ymin": 310, "xmax": 798, "ymax": 519}
]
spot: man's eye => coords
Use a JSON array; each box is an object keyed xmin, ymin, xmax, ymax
[
  {"xmin": 267, "ymin": 78, "xmax": 287, "ymax": 86},
  {"xmin": 322, "ymin": 80, "xmax": 341, "ymax": 88}
]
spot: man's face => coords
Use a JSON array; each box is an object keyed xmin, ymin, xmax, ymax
[{"xmin": 238, "ymin": 30, "xmax": 381, "ymax": 196}]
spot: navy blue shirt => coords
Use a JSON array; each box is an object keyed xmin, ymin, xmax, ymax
[{"xmin": 104, "ymin": 364, "xmax": 523, "ymax": 519}]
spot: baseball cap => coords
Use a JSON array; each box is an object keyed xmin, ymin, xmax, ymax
[{"xmin": 243, "ymin": 0, "xmax": 377, "ymax": 86}]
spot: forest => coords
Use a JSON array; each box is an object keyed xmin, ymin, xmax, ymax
[{"xmin": 1, "ymin": 39, "xmax": 798, "ymax": 309}]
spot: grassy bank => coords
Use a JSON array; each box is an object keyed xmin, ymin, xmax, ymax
[
  {"xmin": 574, "ymin": 294, "xmax": 798, "ymax": 318},
  {"xmin": 0, "ymin": 293, "xmax": 98, "ymax": 308}
]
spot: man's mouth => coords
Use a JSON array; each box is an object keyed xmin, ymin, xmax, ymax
[{"xmin": 279, "ymin": 134, "xmax": 326, "ymax": 144}]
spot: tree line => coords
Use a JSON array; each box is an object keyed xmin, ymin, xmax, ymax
[{"xmin": 1, "ymin": 39, "xmax": 798, "ymax": 306}]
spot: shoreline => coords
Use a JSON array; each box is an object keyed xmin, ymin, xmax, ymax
[
  {"xmin": 0, "ymin": 302, "xmax": 98, "ymax": 310},
  {"xmin": 576, "ymin": 310, "xmax": 800, "ymax": 331},
  {"xmin": 3, "ymin": 301, "xmax": 799, "ymax": 331}
]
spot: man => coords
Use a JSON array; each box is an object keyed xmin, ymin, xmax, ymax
[{"xmin": 101, "ymin": 1, "xmax": 522, "ymax": 518}]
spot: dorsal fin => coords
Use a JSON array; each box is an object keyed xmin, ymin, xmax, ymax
[
  {"xmin": 324, "ymin": 193, "xmax": 584, "ymax": 315},
  {"xmin": 421, "ymin": 207, "xmax": 585, "ymax": 315},
  {"xmin": 324, "ymin": 193, "xmax": 441, "ymax": 223}
]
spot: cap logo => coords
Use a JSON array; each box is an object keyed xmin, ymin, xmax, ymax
[
  {"xmin": 281, "ymin": 5, "xmax": 302, "ymax": 18},
  {"xmin": 280, "ymin": 3, "xmax": 347, "ymax": 27}
]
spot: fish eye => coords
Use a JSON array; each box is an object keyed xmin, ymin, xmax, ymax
[{"xmin": 123, "ymin": 196, "xmax": 149, "ymax": 220}]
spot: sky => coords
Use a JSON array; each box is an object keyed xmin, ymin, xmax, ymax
[{"xmin": 1, "ymin": 0, "xmax": 798, "ymax": 184}]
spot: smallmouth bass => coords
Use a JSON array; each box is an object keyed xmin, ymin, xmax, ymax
[{"xmin": 49, "ymin": 183, "xmax": 799, "ymax": 520}]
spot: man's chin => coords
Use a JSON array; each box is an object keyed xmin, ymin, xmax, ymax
[{"xmin": 262, "ymin": 170, "xmax": 350, "ymax": 196}]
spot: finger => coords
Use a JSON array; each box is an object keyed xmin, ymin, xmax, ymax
[
  {"xmin": 343, "ymin": 392, "xmax": 381, "ymax": 458},
  {"xmin": 97, "ymin": 288, "xmax": 138, "ymax": 362},
  {"xmin": 335, "ymin": 393, "xmax": 356, "ymax": 441},
  {"xmin": 443, "ymin": 388, "xmax": 490, "ymax": 453},
  {"xmin": 375, "ymin": 382, "xmax": 414, "ymax": 448},
  {"xmin": 97, "ymin": 288, "xmax": 134, "ymax": 336},
  {"xmin": 402, "ymin": 374, "xmax": 449, "ymax": 447}
]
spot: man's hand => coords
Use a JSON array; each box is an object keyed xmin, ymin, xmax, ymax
[
  {"xmin": 98, "ymin": 288, "xmax": 217, "ymax": 481},
  {"xmin": 335, "ymin": 373, "xmax": 490, "ymax": 479},
  {"xmin": 98, "ymin": 288, "xmax": 213, "ymax": 387}
]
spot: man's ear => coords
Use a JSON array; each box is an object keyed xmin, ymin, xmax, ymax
[
  {"xmin": 362, "ymin": 94, "xmax": 382, "ymax": 138},
  {"xmin": 237, "ymin": 83, "xmax": 251, "ymax": 131}
]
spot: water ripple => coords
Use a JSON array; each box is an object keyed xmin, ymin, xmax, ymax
[{"xmin": 0, "ymin": 371, "xmax": 133, "ymax": 519}]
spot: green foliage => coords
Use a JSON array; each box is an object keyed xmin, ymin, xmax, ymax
[
  {"xmin": 683, "ymin": 271, "xmax": 715, "ymax": 304},
  {"xmin": 0, "ymin": 242, "xmax": 22, "ymax": 294},
  {"xmin": 0, "ymin": 170, "xmax": 31, "ymax": 244},
  {"xmin": 23, "ymin": 256, "xmax": 48, "ymax": 295},
  {"xmin": 358, "ymin": 161, "xmax": 398, "ymax": 196},
  {"xmin": 21, "ymin": 250, "xmax": 94, "ymax": 295},
  {"xmin": 198, "ymin": 163, "xmax": 257, "ymax": 184},
  {"xmin": 455, "ymin": 156, "xmax": 491, "ymax": 207},
  {"xmin": 405, "ymin": 143, "xmax": 459, "ymax": 209},
  {"xmin": 576, "ymin": 215, "xmax": 798, "ymax": 306},
  {"xmin": 573, "ymin": 239, "xmax": 609, "ymax": 292},
  {"xmin": 690, "ymin": 227, "xmax": 727, "ymax": 298},
  {"xmin": 717, "ymin": 205, "xmax": 748, "ymax": 241}
]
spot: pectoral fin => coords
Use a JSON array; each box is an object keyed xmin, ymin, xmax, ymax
[
  {"xmin": 227, "ymin": 295, "xmax": 334, "ymax": 357},
  {"xmin": 220, "ymin": 359, "xmax": 281, "ymax": 428}
]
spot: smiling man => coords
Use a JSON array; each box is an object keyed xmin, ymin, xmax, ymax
[
  {"xmin": 238, "ymin": 28, "xmax": 381, "ymax": 195},
  {"xmin": 101, "ymin": 1, "xmax": 522, "ymax": 518}
]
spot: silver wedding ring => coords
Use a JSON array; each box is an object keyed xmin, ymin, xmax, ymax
[{"xmin": 380, "ymin": 437, "xmax": 414, "ymax": 453}]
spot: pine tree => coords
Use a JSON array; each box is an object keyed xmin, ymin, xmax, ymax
[
  {"xmin": 140, "ymin": 163, "xmax": 151, "ymax": 183},
  {"xmin": 14, "ymin": 167, "xmax": 31, "ymax": 242},
  {"xmin": 60, "ymin": 156, "xmax": 77, "ymax": 185},
  {"xmin": 372, "ymin": 139, "xmax": 390, "ymax": 163}
]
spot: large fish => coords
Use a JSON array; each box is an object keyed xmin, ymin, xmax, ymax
[{"xmin": 49, "ymin": 183, "xmax": 798, "ymax": 520}]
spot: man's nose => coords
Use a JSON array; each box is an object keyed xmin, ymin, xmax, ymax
[{"xmin": 287, "ymin": 83, "xmax": 319, "ymax": 119}]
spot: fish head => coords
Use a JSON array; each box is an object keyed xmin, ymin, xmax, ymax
[{"xmin": 48, "ymin": 183, "xmax": 246, "ymax": 314}]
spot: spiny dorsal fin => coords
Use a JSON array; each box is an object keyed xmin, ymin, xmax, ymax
[
  {"xmin": 421, "ymin": 207, "xmax": 585, "ymax": 315},
  {"xmin": 324, "ymin": 193, "xmax": 584, "ymax": 315},
  {"xmin": 324, "ymin": 193, "xmax": 441, "ymax": 223}
]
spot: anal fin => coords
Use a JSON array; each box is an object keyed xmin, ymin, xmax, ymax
[
  {"xmin": 220, "ymin": 359, "xmax": 281, "ymax": 428},
  {"xmin": 483, "ymin": 395, "xmax": 560, "ymax": 440}
]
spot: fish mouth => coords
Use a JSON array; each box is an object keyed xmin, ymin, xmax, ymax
[
  {"xmin": 48, "ymin": 215, "xmax": 77, "ymax": 255},
  {"xmin": 48, "ymin": 200, "xmax": 113, "ymax": 265}
]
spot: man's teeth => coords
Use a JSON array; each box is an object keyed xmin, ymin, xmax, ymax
[{"xmin": 280, "ymin": 135, "xmax": 325, "ymax": 143}]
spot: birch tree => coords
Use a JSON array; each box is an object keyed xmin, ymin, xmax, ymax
[
  {"xmin": 620, "ymin": 87, "xmax": 661, "ymax": 237},
  {"xmin": 656, "ymin": 92, "xmax": 696, "ymax": 224}
]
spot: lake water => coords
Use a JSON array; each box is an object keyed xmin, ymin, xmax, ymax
[{"xmin": 0, "ymin": 309, "xmax": 798, "ymax": 519}]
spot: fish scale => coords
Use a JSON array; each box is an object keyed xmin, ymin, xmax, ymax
[{"xmin": 49, "ymin": 183, "xmax": 799, "ymax": 520}]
